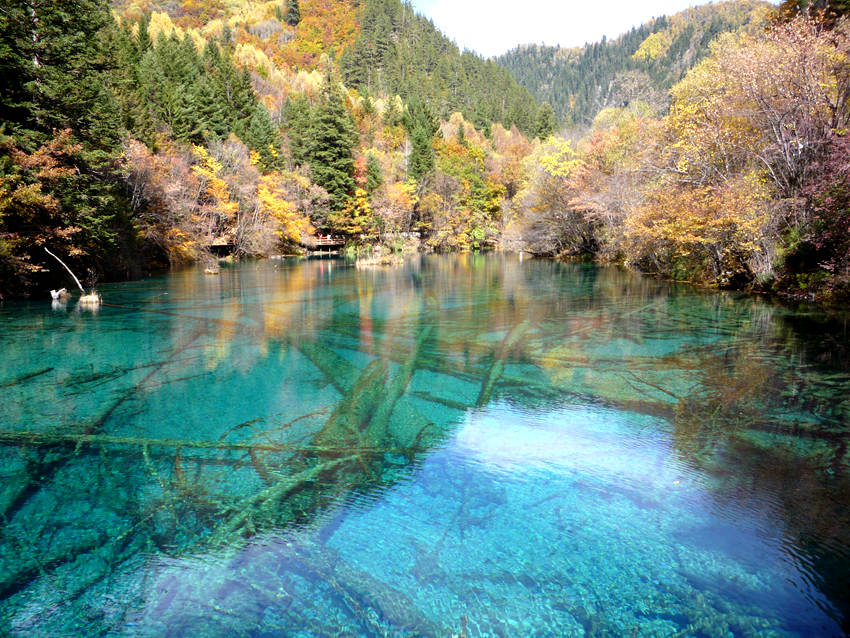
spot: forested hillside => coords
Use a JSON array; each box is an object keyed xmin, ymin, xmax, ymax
[
  {"xmin": 0, "ymin": 0, "xmax": 548, "ymax": 298},
  {"xmin": 339, "ymin": 0, "xmax": 543, "ymax": 135},
  {"xmin": 496, "ymin": 0, "xmax": 771, "ymax": 125},
  {"xmin": 510, "ymin": 3, "xmax": 850, "ymax": 300}
]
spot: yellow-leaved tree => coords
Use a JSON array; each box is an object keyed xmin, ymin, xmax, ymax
[
  {"xmin": 514, "ymin": 137, "xmax": 596, "ymax": 256},
  {"xmin": 634, "ymin": 15, "xmax": 850, "ymax": 283},
  {"xmin": 191, "ymin": 144, "xmax": 239, "ymax": 246},
  {"xmin": 627, "ymin": 172, "xmax": 773, "ymax": 284},
  {"xmin": 257, "ymin": 171, "xmax": 312, "ymax": 246}
]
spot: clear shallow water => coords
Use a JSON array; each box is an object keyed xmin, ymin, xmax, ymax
[{"xmin": 1, "ymin": 254, "xmax": 849, "ymax": 637}]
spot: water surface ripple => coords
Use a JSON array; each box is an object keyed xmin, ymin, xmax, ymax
[{"xmin": 1, "ymin": 255, "xmax": 849, "ymax": 637}]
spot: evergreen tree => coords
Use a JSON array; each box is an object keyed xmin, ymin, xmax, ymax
[
  {"xmin": 138, "ymin": 34, "xmax": 206, "ymax": 143},
  {"xmin": 21, "ymin": 1, "xmax": 123, "ymax": 151},
  {"xmin": 0, "ymin": 0, "xmax": 129, "ymax": 294},
  {"xmin": 365, "ymin": 151, "xmax": 383, "ymax": 193},
  {"xmin": 283, "ymin": 95, "xmax": 315, "ymax": 167},
  {"xmin": 496, "ymin": 3, "xmax": 766, "ymax": 125},
  {"xmin": 170, "ymin": 87, "xmax": 204, "ymax": 142},
  {"xmin": 194, "ymin": 76, "xmax": 229, "ymax": 139},
  {"xmin": 341, "ymin": 0, "xmax": 540, "ymax": 136},
  {"xmin": 201, "ymin": 43, "xmax": 256, "ymax": 133},
  {"xmin": 456, "ymin": 122, "xmax": 466, "ymax": 146},
  {"xmin": 108, "ymin": 19, "xmax": 154, "ymax": 144},
  {"xmin": 137, "ymin": 13, "xmax": 152, "ymax": 56},
  {"xmin": 0, "ymin": 2, "xmax": 34, "ymax": 135},
  {"xmin": 384, "ymin": 98, "xmax": 402, "ymax": 128},
  {"xmin": 309, "ymin": 75, "xmax": 357, "ymax": 210},
  {"xmin": 403, "ymin": 99, "xmax": 438, "ymax": 182},
  {"xmin": 243, "ymin": 103, "xmax": 283, "ymax": 170},
  {"xmin": 535, "ymin": 102, "xmax": 556, "ymax": 140},
  {"xmin": 284, "ymin": 0, "xmax": 301, "ymax": 27}
]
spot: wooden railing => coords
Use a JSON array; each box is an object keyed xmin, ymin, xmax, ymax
[{"xmin": 301, "ymin": 235, "xmax": 346, "ymax": 249}]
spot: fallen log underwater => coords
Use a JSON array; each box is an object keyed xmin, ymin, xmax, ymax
[
  {"xmin": 0, "ymin": 367, "xmax": 54, "ymax": 389},
  {"xmin": 0, "ymin": 304, "xmax": 454, "ymax": 607},
  {"xmin": 0, "ymin": 432, "xmax": 426, "ymax": 456},
  {"xmin": 5, "ymin": 285, "xmax": 766, "ymax": 633}
]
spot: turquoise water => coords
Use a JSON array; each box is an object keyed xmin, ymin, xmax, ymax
[{"xmin": 1, "ymin": 254, "xmax": 849, "ymax": 637}]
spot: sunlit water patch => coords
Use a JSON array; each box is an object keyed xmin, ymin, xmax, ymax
[{"xmin": 1, "ymin": 255, "xmax": 849, "ymax": 636}]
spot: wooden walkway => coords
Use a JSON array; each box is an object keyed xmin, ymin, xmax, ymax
[{"xmin": 301, "ymin": 235, "xmax": 346, "ymax": 250}]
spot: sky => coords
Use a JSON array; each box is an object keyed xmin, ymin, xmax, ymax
[{"xmin": 410, "ymin": 0, "xmax": 745, "ymax": 58}]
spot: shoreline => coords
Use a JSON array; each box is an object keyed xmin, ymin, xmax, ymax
[{"xmin": 5, "ymin": 250, "xmax": 848, "ymax": 311}]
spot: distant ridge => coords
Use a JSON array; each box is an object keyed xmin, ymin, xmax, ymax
[{"xmin": 495, "ymin": 0, "xmax": 772, "ymax": 125}]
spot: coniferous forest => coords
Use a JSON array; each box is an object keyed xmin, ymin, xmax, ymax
[
  {"xmin": 496, "ymin": 0, "xmax": 771, "ymax": 125},
  {"xmin": 2, "ymin": 0, "xmax": 850, "ymax": 301}
]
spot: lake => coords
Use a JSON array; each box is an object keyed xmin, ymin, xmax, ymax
[{"xmin": 1, "ymin": 254, "xmax": 849, "ymax": 637}]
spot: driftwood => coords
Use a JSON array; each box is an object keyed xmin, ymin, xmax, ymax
[
  {"xmin": 0, "ymin": 314, "xmax": 448, "ymax": 555},
  {"xmin": 205, "ymin": 454, "xmax": 360, "ymax": 546},
  {"xmin": 44, "ymin": 246, "xmax": 101, "ymax": 305},
  {"xmin": 295, "ymin": 341, "xmax": 361, "ymax": 394},
  {"xmin": 0, "ymin": 326, "xmax": 208, "ymax": 527},
  {"xmin": 286, "ymin": 540, "xmax": 448, "ymax": 635},
  {"xmin": 0, "ymin": 286, "xmax": 555, "ymax": 622},
  {"xmin": 44, "ymin": 247, "xmax": 84, "ymax": 293}
]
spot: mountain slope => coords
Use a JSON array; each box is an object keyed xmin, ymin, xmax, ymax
[
  {"xmin": 496, "ymin": 0, "xmax": 772, "ymax": 125},
  {"xmin": 111, "ymin": 0, "xmax": 544, "ymax": 135},
  {"xmin": 339, "ymin": 0, "xmax": 543, "ymax": 135}
]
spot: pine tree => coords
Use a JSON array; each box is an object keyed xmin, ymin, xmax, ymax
[
  {"xmin": 339, "ymin": 0, "xmax": 541, "ymax": 136},
  {"xmin": 0, "ymin": 2, "xmax": 34, "ymax": 135},
  {"xmin": 365, "ymin": 151, "xmax": 383, "ymax": 193},
  {"xmin": 15, "ymin": 0, "xmax": 123, "ymax": 151},
  {"xmin": 170, "ymin": 87, "xmax": 204, "ymax": 142},
  {"xmin": 535, "ymin": 102, "xmax": 556, "ymax": 140},
  {"xmin": 0, "ymin": 0, "xmax": 128, "ymax": 294},
  {"xmin": 107, "ymin": 19, "xmax": 154, "ymax": 144},
  {"xmin": 137, "ymin": 13, "xmax": 152, "ymax": 56},
  {"xmin": 202, "ymin": 44, "xmax": 257, "ymax": 134},
  {"xmin": 284, "ymin": 0, "xmax": 301, "ymax": 27},
  {"xmin": 243, "ymin": 103, "xmax": 283, "ymax": 170},
  {"xmin": 384, "ymin": 97, "xmax": 402, "ymax": 128},
  {"xmin": 194, "ymin": 76, "xmax": 229, "ymax": 139},
  {"xmin": 138, "ymin": 33, "xmax": 209, "ymax": 143},
  {"xmin": 283, "ymin": 95, "xmax": 314, "ymax": 167},
  {"xmin": 309, "ymin": 75, "xmax": 357, "ymax": 211},
  {"xmin": 403, "ymin": 99, "xmax": 438, "ymax": 182}
]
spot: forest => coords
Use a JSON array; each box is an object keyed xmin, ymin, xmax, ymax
[
  {"xmin": 1, "ymin": 0, "xmax": 849, "ymax": 300},
  {"xmin": 512, "ymin": 0, "xmax": 850, "ymax": 299},
  {"xmin": 496, "ymin": 0, "xmax": 771, "ymax": 125}
]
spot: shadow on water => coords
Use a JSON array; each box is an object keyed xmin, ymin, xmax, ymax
[{"xmin": 0, "ymin": 254, "xmax": 849, "ymax": 636}]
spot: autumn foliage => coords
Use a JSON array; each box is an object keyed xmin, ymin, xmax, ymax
[
  {"xmin": 516, "ymin": 13, "xmax": 850, "ymax": 298},
  {"xmin": 3, "ymin": 0, "xmax": 850, "ymax": 302}
]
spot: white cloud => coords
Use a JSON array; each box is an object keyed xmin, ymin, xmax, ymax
[{"xmin": 410, "ymin": 0, "xmax": 769, "ymax": 58}]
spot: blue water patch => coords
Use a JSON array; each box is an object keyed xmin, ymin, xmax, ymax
[
  {"xmin": 47, "ymin": 403, "xmax": 840, "ymax": 637},
  {"xmin": 1, "ymin": 255, "xmax": 849, "ymax": 636}
]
